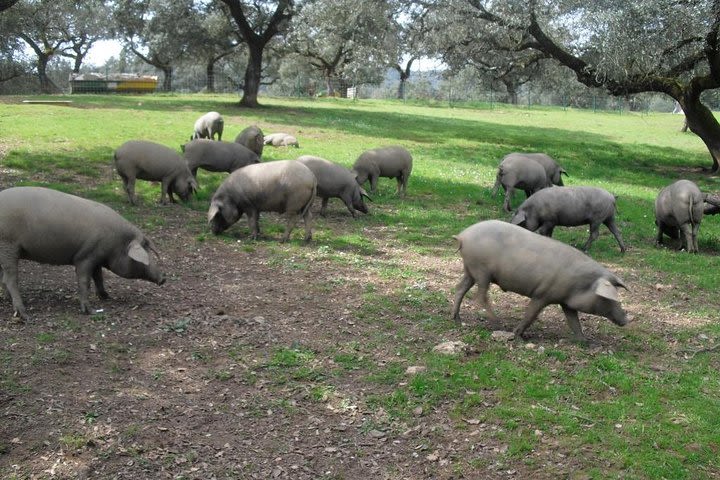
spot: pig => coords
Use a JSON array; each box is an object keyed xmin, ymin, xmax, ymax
[
  {"xmin": 654, "ymin": 179, "xmax": 704, "ymax": 253},
  {"xmin": 451, "ymin": 220, "xmax": 628, "ymax": 343},
  {"xmin": 296, "ymin": 155, "xmax": 371, "ymax": 218},
  {"xmin": 510, "ymin": 186, "xmax": 626, "ymax": 253},
  {"xmin": 264, "ymin": 133, "xmax": 299, "ymax": 147},
  {"xmin": 182, "ymin": 139, "xmax": 260, "ymax": 177},
  {"xmin": 0, "ymin": 187, "xmax": 166, "ymax": 321},
  {"xmin": 235, "ymin": 125, "xmax": 264, "ymax": 157},
  {"xmin": 703, "ymin": 193, "xmax": 720, "ymax": 215},
  {"xmin": 501, "ymin": 152, "xmax": 568, "ymax": 186},
  {"xmin": 114, "ymin": 140, "xmax": 198, "ymax": 205},
  {"xmin": 208, "ymin": 160, "xmax": 316, "ymax": 243},
  {"xmin": 492, "ymin": 154, "xmax": 553, "ymax": 212},
  {"xmin": 352, "ymin": 146, "xmax": 413, "ymax": 195},
  {"xmin": 191, "ymin": 111, "xmax": 224, "ymax": 141}
]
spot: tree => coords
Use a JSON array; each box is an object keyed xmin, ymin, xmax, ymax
[
  {"xmin": 114, "ymin": 0, "xmax": 199, "ymax": 91},
  {"xmin": 219, "ymin": 0, "xmax": 294, "ymax": 107},
  {"xmin": 0, "ymin": 0, "xmax": 19, "ymax": 13},
  {"xmin": 437, "ymin": 0, "xmax": 720, "ymax": 172},
  {"xmin": 58, "ymin": 1, "xmax": 111, "ymax": 73},
  {"xmin": 192, "ymin": 1, "xmax": 243, "ymax": 93},
  {"xmin": 389, "ymin": 0, "xmax": 430, "ymax": 100},
  {"xmin": 288, "ymin": 0, "xmax": 394, "ymax": 96}
]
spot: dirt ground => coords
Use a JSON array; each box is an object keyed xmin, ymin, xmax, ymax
[{"xmin": 0, "ymin": 189, "xmax": 714, "ymax": 479}]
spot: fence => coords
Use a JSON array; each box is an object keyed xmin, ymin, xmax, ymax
[{"xmin": 4, "ymin": 69, "xmax": 691, "ymax": 114}]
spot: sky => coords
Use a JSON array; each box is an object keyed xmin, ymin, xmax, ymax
[{"xmin": 84, "ymin": 39, "xmax": 124, "ymax": 67}]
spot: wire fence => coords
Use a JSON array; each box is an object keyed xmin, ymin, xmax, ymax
[{"xmin": 5, "ymin": 68, "xmax": 689, "ymax": 114}]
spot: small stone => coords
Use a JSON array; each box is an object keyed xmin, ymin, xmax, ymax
[
  {"xmin": 491, "ymin": 331, "xmax": 515, "ymax": 342},
  {"xmin": 432, "ymin": 341, "xmax": 469, "ymax": 355},
  {"xmin": 368, "ymin": 429, "xmax": 385, "ymax": 438},
  {"xmin": 405, "ymin": 366, "xmax": 426, "ymax": 375},
  {"xmin": 412, "ymin": 406, "xmax": 423, "ymax": 416},
  {"xmin": 537, "ymin": 346, "xmax": 545, "ymax": 355},
  {"xmin": 525, "ymin": 342, "xmax": 536, "ymax": 350}
]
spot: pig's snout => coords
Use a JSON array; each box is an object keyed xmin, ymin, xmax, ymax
[{"xmin": 156, "ymin": 273, "xmax": 167, "ymax": 286}]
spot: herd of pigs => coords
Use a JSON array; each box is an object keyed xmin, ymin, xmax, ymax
[{"xmin": 1, "ymin": 110, "xmax": 719, "ymax": 344}]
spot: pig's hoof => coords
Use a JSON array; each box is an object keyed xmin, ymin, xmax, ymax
[
  {"xmin": 97, "ymin": 291, "xmax": 110, "ymax": 300},
  {"xmin": 80, "ymin": 305, "xmax": 91, "ymax": 315}
]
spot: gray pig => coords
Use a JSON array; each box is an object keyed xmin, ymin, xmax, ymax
[
  {"xmin": 451, "ymin": 220, "xmax": 628, "ymax": 343},
  {"xmin": 208, "ymin": 160, "xmax": 317, "ymax": 243},
  {"xmin": 235, "ymin": 125, "xmax": 264, "ymax": 157},
  {"xmin": 510, "ymin": 186, "xmax": 626, "ymax": 252},
  {"xmin": 0, "ymin": 187, "xmax": 166, "ymax": 320},
  {"xmin": 703, "ymin": 193, "xmax": 720, "ymax": 215},
  {"xmin": 114, "ymin": 140, "xmax": 198, "ymax": 205},
  {"xmin": 655, "ymin": 179, "xmax": 704, "ymax": 253},
  {"xmin": 492, "ymin": 154, "xmax": 552, "ymax": 212},
  {"xmin": 352, "ymin": 146, "xmax": 413, "ymax": 195},
  {"xmin": 296, "ymin": 155, "xmax": 371, "ymax": 218},
  {"xmin": 191, "ymin": 111, "xmax": 224, "ymax": 141},
  {"xmin": 264, "ymin": 133, "xmax": 299, "ymax": 147},
  {"xmin": 503, "ymin": 152, "xmax": 568, "ymax": 186},
  {"xmin": 182, "ymin": 139, "xmax": 260, "ymax": 177}
]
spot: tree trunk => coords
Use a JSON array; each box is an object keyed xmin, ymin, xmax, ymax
[
  {"xmin": 206, "ymin": 60, "xmax": 215, "ymax": 93},
  {"xmin": 37, "ymin": 54, "xmax": 58, "ymax": 94},
  {"xmin": 682, "ymin": 96, "xmax": 720, "ymax": 172},
  {"xmin": 162, "ymin": 66, "xmax": 173, "ymax": 92},
  {"xmin": 241, "ymin": 44, "xmax": 262, "ymax": 107},
  {"xmin": 397, "ymin": 78, "xmax": 406, "ymax": 100},
  {"xmin": 325, "ymin": 74, "xmax": 334, "ymax": 96}
]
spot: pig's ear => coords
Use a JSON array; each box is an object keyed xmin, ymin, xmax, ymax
[
  {"xmin": 594, "ymin": 278, "xmax": 619, "ymax": 301},
  {"xmin": 128, "ymin": 240, "xmax": 150, "ymax": 265},
  {"xmin": 511, "ymin": 211, "xmax": 526, "ymax": 225},
  {"xmin": 208, "ymin": 203, "xmax": 222, "ymax": 223},
  {"xmin": 360, "ymin": 188, "xmax": 373, "ymax": 202}
]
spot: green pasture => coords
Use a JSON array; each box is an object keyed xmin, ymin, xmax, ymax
[{"xmin": 2, "ymin": 93, "xmax": 720, "ymax": 478}]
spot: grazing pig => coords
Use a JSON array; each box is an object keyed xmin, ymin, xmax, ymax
[
  {"xmin": 352, "ymin": 146, "xmax": 413, "ymax": 195},
  {"xmin": 114, "ymin": 140, "xmax": 198, "ymax": 205},
  {"xmin": 451, "ymin": 220, "xmax": 628, "ymax": 343},
  {"xmin": 655, "ymin": 180, "xmax": 704, "ymax": 253},
  {"xmin": 235, "ymin": 125, "xmax": 264, "ymax": 157},
  {"xmin": 492, "ymin": 154, "xmax": 552, "ymax": 212},
  {"xmin": 296, "ymin": 155, "xmax": 371, "ymax": 218},
  {"xmin": 0, "ymin": 187, "xmax": 166, "ymax": 320},
  {"xmin": 264, "ymin": 133, "xmax": 299, "ymax": 147},
  {"xmin": 182, "ymin": 139, "xmax": 260, "ymax": 177},
  {"xmin": 191, "ymin": 111, "xmax": 224, "ymax": 141},
  {"xmin": 208, "ymin": 160, "xmax": 316, "ymax": 243},
  {"xmin": 510, "ymin": 186, "xmax": 626, "ymax": 252},
  {"xmin": 502, "ymin": 152, "xmax": 568, "ymax": 186},
  {"xmin": 703, "ymin": 193, "xmax": 720, "ymax": 215}
]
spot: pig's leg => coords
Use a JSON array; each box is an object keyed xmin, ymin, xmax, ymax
[
  {"xmin": 282, "ymin": 212, "xmax": 299, "ymax": 243},
  {"xmin": 561, "ymin": 305, "xmax": 587, "ymax": 343},
  {"xmin": 582, "ymin": 221, "xmax": 601, "ymax": 252},
  {"xmin": 341, "ymin": 196, "xmax": 357, "ymax": 219},
  {"xmin": 0, "ymin": 255, "xmax": 28, "ymax": 321},
  {"xmin": 247, "ymin": 210, "xmax": 260, "ymax": 240},
  {"xmin": 537, "ymin": 223, "xmax": 555, "ymax": 237},
  {"xmin": 503, "ymin": 187, "xmax": 515, "ymax": 212},
  {"xmin": 302, "ymin": 208, "xmax": 313, "ymax": 243},
  {"xmin": 691, "ymin": 221, "xmax": 701, "ymax": 253},
  {"xmin": 513, "ymin": 298, "xmax": 548, "ymax": 338},
  {"xmin": 679, "ymin": 223, "xmax": 693, "ymax": 252},
  {"xmin": 75, "ymin": 263, "xmax": 94, "ymax": 314},
  {"xmin": 370, "ymin": 175, "xmax": 378, "ymax": 193},
  {"xmin": 92, "ymin": 266, "xmax": 109, "ymax": 300},
  {"xmin": 604, "ymin": 217, "xmax": 626, "ymax": 252},
  {"xmin": 655, "ymin": 222, "xmax": 665, "ymax": 246},
  {"xmin": 123, "ymin": 175, "xmax": 137, "ymax": 205},
  {"xmin": 401, "ymin": 170, "xmax": 410, "ymax": 195},
  {"xmin": 160, "ymin": 178, "xmax": 171, "ymax": 204},
  {"xmin": 320, "ymin": 197, "xmax": 330, "ymax": 217},
  {"xmin": 451, "ymin": 270, "xmax": 475, "ymax": 321}
]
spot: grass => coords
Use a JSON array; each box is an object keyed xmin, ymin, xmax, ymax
[{"xmin": 2, "ymin": 93, "xmax": 720, "ymax": 478}]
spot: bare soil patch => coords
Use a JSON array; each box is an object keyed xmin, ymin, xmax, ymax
[{"xmin": 0, "ymin": 189, "xmax": 716, "ymax": 479}]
